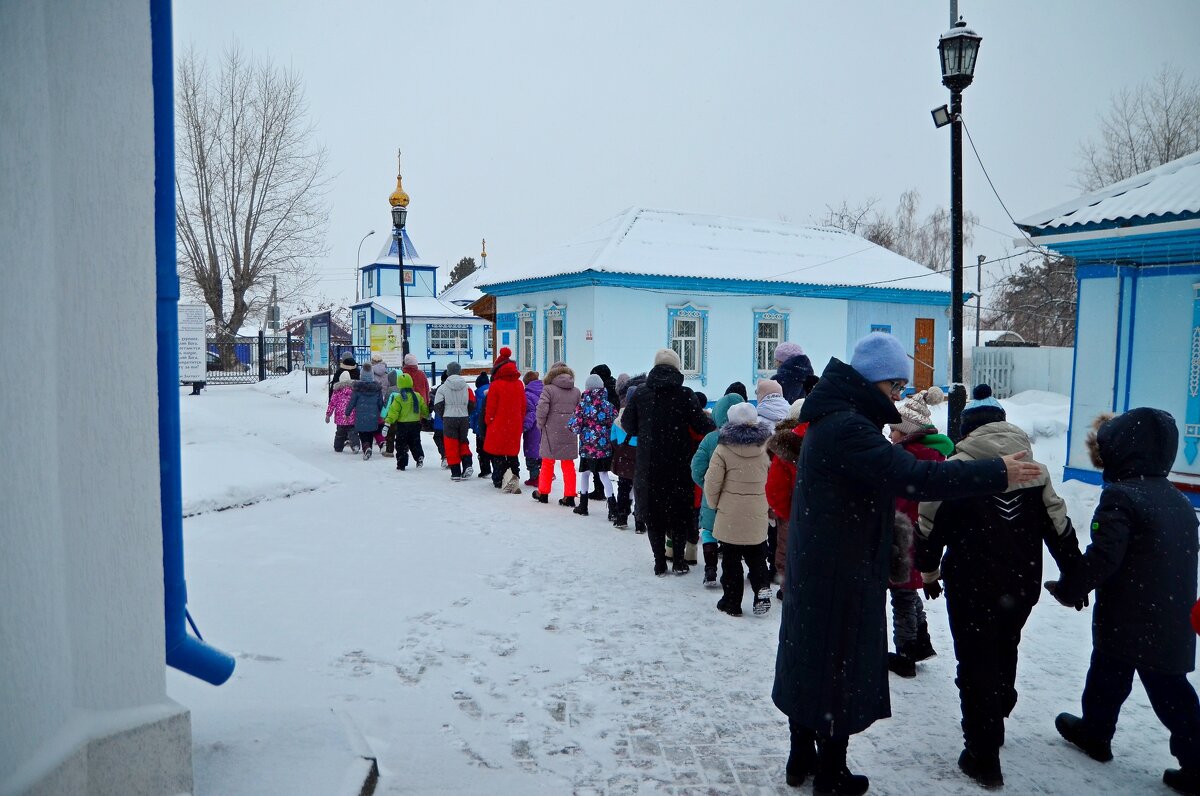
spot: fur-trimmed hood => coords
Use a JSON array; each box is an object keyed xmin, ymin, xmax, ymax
[
  {"xmin": 545, "ymin": 364, "xmax": 575, "ymax": 389},
  {"xmin": 718, "ymin": 420, "xmax": 773, "ymax": 452},
  {"xmin": 767, "ymin": 419, "xmax": 805, "ymax": 464}
]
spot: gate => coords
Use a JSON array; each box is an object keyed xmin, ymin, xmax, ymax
[
  {"xmin": 199, "ymin": 332, "xmax": 303, "ymax": 385},
  {"xmin": 971, "ymin": 347, "xmax": 1015, "ymax": 398}
]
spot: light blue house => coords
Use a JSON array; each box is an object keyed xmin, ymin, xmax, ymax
[
  {"xmin": 1016, "ymin": 150, "xmax": 1200, "ymax": 503},
  {"xmin": 350, "ymin": 230, "xmax": 492, "ymax": 369},
  {"xmin": 478, "ymin": 207, "xmax": 957, "ymax": 394}
]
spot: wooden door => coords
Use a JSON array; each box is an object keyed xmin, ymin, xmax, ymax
[{"xmin": 913, "ymin": 318, "xmax": 935, "ymax": 391}]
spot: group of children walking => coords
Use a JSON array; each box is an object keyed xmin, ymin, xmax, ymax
[{"xmin": 323, "ymin": 337, "xmax": 1200, "ymax": 795}]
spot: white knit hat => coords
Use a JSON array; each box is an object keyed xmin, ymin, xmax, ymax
[
  {"xmin": 654, "ymin": 347, "xmax": 682, "ymax": 370},
  {"xmin": 727, "ymin": 402, "xmax": 759, "ymax": 426}
]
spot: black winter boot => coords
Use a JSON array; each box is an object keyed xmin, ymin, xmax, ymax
[
  {"xmin": 906, "ymin": 620, "xmax": 937, "ymax": 661},
  {"xmin": 786, "ymin": 724, "xmax": 817, "ymax": 787},
  {"xmin": 573, "ymin": 494, "xmax": 589, "ymax": 516},
  {"xmin": 1055, "ymin": 713, "xmax": 1112, "ymax": 762},
  {"xmin": 888, "ymin": 651, "xmax": 916, "ymax": 678},
  {"xmin": 702, "ymin": 543, "xmax": 719, "ymax": 588},
  {"xmin": 607, "ymin": 496, "xmax": 617, "ymax": 522},
  {"xmin": 812, "ymin": 736, "xmax": 868, "ymax": 796},
  {"xmin": 531, "ymin": 490, "xmax": 549, "ymax": 504},
  {"xmin": 1164, "ymin": 768, "xmax": 1200, "ymax": 795},
  {"xmin": 558, "ymin": 496, "xmax": 576, "ymax": 508},
  {"xmin": 958, "ymin": 748, "xmax": 1003, "ymax": 789}
]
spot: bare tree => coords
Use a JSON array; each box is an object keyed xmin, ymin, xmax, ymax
[
  {"xmin": 987, "ymin": 255, "xmax": 1076, "ymax": 346},
  {"xmin": 818, "ymin": 189, "xmax": 977, "ymax": 272},
  {"xmin": 1076, "ymin": 64, "xmax": 1200, "ymax": 191},
  {"xmin": 176, "ymin": 45, "xmax": 330, "ymax": 341}
]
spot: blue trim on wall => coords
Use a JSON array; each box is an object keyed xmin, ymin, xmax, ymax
[
  {"xmin": 1043, "ymin": 228, "xmax": 1200, "ymax": 266},
  {"xmin": 1112, "ymin": 270, "xmax": 1125, "ymax": 412},
  {"xmin": 481, "ymin": 270, "xmax": 955, "ymax": 305},
  {"xmin": 1063, "ymin": 466, "xmax": 1103, "ymax": 487},
  {"xmin": 1122, "ymin": 270, "xmax": 1139, "ymax": 412},
  {"xmin": 516, "ymin": 305, "xmax": 535, "ymax": 373},
  {"xmin": 1078, "ymin": 262, "xmax": 1200, "ymax": 280}
]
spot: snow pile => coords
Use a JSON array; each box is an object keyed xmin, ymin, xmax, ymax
[
  {"xmin": 250, "ymin": 370, "xmax": 328, "ymax": 409},
  {"xmin": 180, "ymin": 385, "xmax": 335, "ymax": 516}
]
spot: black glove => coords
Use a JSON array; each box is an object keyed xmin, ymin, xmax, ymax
[
  {"xmin": 1045, "ymin": 580, "xmax": 1088, "ymax": 610},
  {"xmin": 922, "ymin": 580, "xmax": 942, "ymax": 600}
]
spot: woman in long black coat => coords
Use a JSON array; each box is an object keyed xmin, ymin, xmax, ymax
[
  {"xmin": 771, "ymin": 335, "xmax": 1037, "ymax": 794},
  {"xmin": 620, "ymin": 349, "xmax": 715, "ymax": 575}
]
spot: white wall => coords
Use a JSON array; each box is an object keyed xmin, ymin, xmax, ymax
[
  {"xmin": 498, "ymin": 286, "xmax": 897, "ymax": 395},
  {"xmin": 1126, "ymin": 270, "xmax": 1200, "ymax": 476},
  {"xmin": 971, "ymin": 346, "xmax": 1075, "ymax": 398},
  {"xmin": 1, "ymin": 1, "xmax": 189, "ymax": 792},
  {"xmin": 1067, "ymin": 277, "xmax": 1122, "ymax": 472}
]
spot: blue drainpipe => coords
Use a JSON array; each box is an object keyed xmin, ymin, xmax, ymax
[{"xmin": 152, "ymin": 0, "xmax": 235, "ymax": 686}]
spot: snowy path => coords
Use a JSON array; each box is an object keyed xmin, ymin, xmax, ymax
[{"xmin": 170, "ymin": 379, "xmax": 1191, "ymax": 795}]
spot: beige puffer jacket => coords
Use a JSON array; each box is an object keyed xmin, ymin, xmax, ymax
[{"xmin": 703, "ymin": 420, "xmax": 773, "ymax": 545}]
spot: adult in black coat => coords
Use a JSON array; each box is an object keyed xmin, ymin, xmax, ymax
[
  {"xmin": 328, "ymin": 353, "xmax": 361, "ymax": 399},
  {"xmin": 916, "ymin": 419, "xmax": 1082, "ymax": 787},
  {"xmin": 771, "ymin": 342, "xmax": 815, "ymax": 403},
  {"xmin": 770, "ymin": 333, "xmax": 1036, "ymax": 793},
  {"xmin": 1050, "ymin": 408, "xmax": 1200, "ymax": 792},
  {"xmin": 620, "ymin": 350, "xmax": 715, "ymax": 575}
]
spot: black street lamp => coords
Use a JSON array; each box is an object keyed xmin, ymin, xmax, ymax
[
  {"xmin": 936, "ymin": 17, "xmax": 981, "ymax": 441},
  {"xmin": 389, "ymin": 151, "xmax": 411, "ymax": 357},
  {"xmin": 391, "ymin": 204, "xmax": 410, "ymax": 357}
]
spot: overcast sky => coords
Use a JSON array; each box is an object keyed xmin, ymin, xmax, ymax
[{"xmin": 173, "ymin": 0, "xmax": 1200, "ymax": 306}]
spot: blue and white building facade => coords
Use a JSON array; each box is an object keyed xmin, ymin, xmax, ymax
[
  {"xmin": 1017, "ymin": 150, "xmax": 1200, "ymax": 503},
  {"xmin": 350, "ymin": 231, "xmax": 492, "ymax": 368},
  {"xmin": 479, "ymin": 208, "xmax": 957, "ymax": 396}
]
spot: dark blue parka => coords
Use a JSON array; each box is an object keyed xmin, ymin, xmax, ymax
[
  {"xmin": 345, "ymin": 380, "xmax": 384, "ymax": 434},
  {"xmin": 774, "ymin": 353, "xmax": 815, "ymax": 403},
  {"xmin": 772, "ymin": 358, "xmax": 1008, "ymax": 736},
  {"xmin": 1055, "ymin": 408, "xmax": 1199, "ymax": 674}
]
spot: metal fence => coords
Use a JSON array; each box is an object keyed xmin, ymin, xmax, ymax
[
  {"xmin": 194, "ymin": 337, "xmax": 437, "ymax": 386},
  {"xmin": 199, "ymin": 332, "xmax": 304, "ymax": 385}
]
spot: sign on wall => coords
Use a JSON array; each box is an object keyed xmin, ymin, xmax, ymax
[
  {"xmin": 178, "ymin": 304, "xmax": 207, "ymax": 383},
  {"xmin": 369, "ymin": 323, "xmax": 406, "ymax": 367}
]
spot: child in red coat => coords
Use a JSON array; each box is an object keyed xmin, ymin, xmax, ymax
[{"xmin": 887, "ymin": 387, "xmax": 950, "ymax": 677}]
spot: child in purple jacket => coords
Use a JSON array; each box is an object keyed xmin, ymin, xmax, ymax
[{"xmin": 522, "ymin": 371, "xmax": 543, "ymax": 487}]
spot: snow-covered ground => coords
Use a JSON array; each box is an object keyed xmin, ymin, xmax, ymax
[{"xmin": 170, "ymin": 374, "xmax": 1190, "ymax": 795}]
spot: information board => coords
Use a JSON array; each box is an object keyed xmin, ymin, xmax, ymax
[{"xmin": 178, "ymin": 304, "xmax": 207, "ymax": 383}]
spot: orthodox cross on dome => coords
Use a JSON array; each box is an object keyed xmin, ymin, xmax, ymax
[
  {"xmin": 480, "ymin": 238, "xmax": 487, "ymax": 268},
  {"xmin": 389, "ymin": 148, "xmax": 410, "ymax": 208}
]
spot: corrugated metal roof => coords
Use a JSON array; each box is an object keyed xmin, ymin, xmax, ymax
[
  {"xmin": 477, "ymin": 207, "xmax": 952, "ymax": 293},
  {"xmin": 1017, "ymin": 149, "xmax": 1200, "ymax": 232}
]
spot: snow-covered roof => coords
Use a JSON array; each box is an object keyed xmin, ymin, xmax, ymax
[
  {"xmin": 360, "ymin": 294, "xmax": 484, "ymax": 322},
  {"xmin": 438, "ymin": 266, "xmax": 488, "ymax": 306},
  {"xmin": 964, "ymin": 329, "xmax": 1024, "ymax": 345},
  {"xmin": 369, "ymin": 229, "xmax": 432, "ymax": 267},
  {"xmin": 477, "ymin": 207, "xmax": 953, "ymax": 292},
  {"xmin": 1017, "ymin": 149, "xmax": 1200, "ymax": 232}
]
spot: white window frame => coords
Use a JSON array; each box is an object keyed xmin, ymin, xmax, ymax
[
  {"xmin": 756, "ymin": 319, "xmax": 783, "ymax": 372},
  {"xmin": 518, "ymin": 308, "xmax": 535, "ymax": 372},
  {"xmin": 428, "ymin": 326, "xmax": 470, "ymax": 352},
  {"xmin": 670, "ymin": 315, "xmax": 702, "ymax": 375}
]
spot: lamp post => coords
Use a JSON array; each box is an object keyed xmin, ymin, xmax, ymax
[
  {"xmin": 388, "ymin": 151, "xmax": 411, "ymax": 357},
  {"xmin": 355, "ymin": 230, "xmax": 375, "ymax": 303},
  {"xmin": 936, "ymin": 16, "xmax": 981, "ymax": 441},
  {"xmin": 391, "ymin": 204, "xmax": 409, "ymax": 356}
]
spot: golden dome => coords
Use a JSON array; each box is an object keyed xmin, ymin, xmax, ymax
[{"xmin": 389, "ymin": 174, "xmax": 409, "ymax": 208}]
